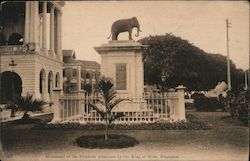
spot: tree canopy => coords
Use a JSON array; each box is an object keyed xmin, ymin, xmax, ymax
[{"xmin": 139, "ymin": 34, "xmax": 244, "ymax": 91}]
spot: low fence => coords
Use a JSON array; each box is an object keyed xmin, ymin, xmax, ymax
[{"xmin": 51, "ymin": 86, "xmax": 186, "ymax": 123}]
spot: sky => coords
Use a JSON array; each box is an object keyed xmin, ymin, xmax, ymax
[{"xmin": 62, "ymin": 1, "xmax": 249, "ymax": 70}]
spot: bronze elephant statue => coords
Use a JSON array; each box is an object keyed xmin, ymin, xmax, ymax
[{"xmin": 108, "ymin": 17, "xmax": 142, "ymax": 40}]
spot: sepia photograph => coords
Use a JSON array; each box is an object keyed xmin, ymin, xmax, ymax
[{"xmin": 0, "ymin": 1, "xmax": 249, "ymax": 161}]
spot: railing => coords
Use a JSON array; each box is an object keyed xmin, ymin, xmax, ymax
[
  {"xmin": 54, "ymin": 91, "xmax": 183, "ymax": 123},
  {"xmin": 0, "ymin": 45, "xmax": 26, "ymax": 54}
]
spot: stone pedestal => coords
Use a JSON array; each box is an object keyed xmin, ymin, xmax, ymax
[
  {"xmin": 50, "ymin": 88, "xmax": 62, "ymax": 123},
  {"xmin": 94, "ymin": 40, "xmax": 147, "ymax": 97}
]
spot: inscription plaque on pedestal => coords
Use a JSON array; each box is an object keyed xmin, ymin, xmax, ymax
[{"xmin": 116, "ymin": 63, "xmax": 126, "ymax": 90}]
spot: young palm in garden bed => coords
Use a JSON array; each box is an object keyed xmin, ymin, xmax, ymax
[{"xmin": 75, "ymin": 76, "xmax": 138, "ymax": 148}]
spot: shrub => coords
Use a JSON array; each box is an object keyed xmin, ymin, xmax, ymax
[
  {"xmin": 185, "ymin": 102, "xmax": 194, "ymax": 109},
  {"xmin": 185, "ymin": 95, "xmax": 190, "ymax": 99},
  {"xmin": 191, "ymin": 93, "xmax": 204, "ymax": 99},
  {"xmin": 224, "ymin": 90, "xmax": 249, "ymax": 126},
  {"xmin": 194, "ymin": 95, "xmax": 221, "ymax": 112},
  {"xmin": 34, "ymin": 118, "xmax": 212, "ymax": 130}
]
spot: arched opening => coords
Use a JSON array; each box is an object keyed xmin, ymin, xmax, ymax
[
  {"xmin": 0, "ymin": 71, "xmax": 22, "ymax": 104},
  {"xmin": 48, "ymin": 72, "xmax": 53, "ymax": 94},
  {"xmin": 1, "ymin": 2, "xmax": 25, "ymax": 46},
  {"xmin": 86, "ymin": 73, "xmax": 90, "ymax": 79},
  {"xmin": 39, "ymin": 69, "xmax": 45, "ymax": 95},
  {"xmin": 55, "ymin": 73, "xmax": 60, "ymax": 88},
  {"xmin": 0, "ymin": 33, "xmax": 7, "ymax": 46},
  {"xmin": 8, "ymin": 33, "xmax": 23, "ymax": 45}
]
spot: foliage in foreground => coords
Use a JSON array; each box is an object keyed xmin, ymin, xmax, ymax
[
  {"xmin": 76, "ymin": 134, "xmax": 138, "ymax": 149},
  {"xmin": 8, "ymin": 94, "xmax": 46, "ymax": 120},
  {"xmin": 223, "ymin": 89, "xmax": 249, "ymax": 126},
  {"xmin": 193, "ymin": 94, "xmax": 223, "ymax": 112}
]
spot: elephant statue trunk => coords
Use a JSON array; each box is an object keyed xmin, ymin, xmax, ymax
[{"xmin": 135, "ymin": 25, "xmax": 141, "ymax": 37}]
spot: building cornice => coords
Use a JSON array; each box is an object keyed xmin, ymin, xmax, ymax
[{"xmin": 50, "ymin": 1, "xmax": 64, "ymax": 12}]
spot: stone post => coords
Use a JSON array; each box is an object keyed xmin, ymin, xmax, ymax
[
  {"xmin": 168, "ymin": 88, "xmax": 175, "ymax": 120},
  {"xmin": 50, "ymin": 88, "xmax": 62, "ymax": 123},
  {"xmin": 175, "ymin": 85, "xmax": 186, "ymax": 121}
]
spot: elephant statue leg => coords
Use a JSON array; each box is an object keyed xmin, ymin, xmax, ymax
[
  {"xmin": 128, "ymin": 29, "xmax": 132, "ymax": 40},
  {"xmin": 112, "ymin": 33, "xmax": 116, "ymax": 40},
  {"xmin": 112, "ymin": 32, "xmax": 118, "ymax": 40}
]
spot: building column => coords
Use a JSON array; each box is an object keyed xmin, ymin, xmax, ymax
[
  {"xmin": 29, "ymin": 1, "xmax": 39, "ymax": 45},
  {"xmin": 56, "ymin": 10, "xmax": 62, "ymax": 59},
  {"xmin": 42, "ymin": 1, "xmax": 47, "ymax": 50},
  {"xmin": 50, "ymin": 5, "xmax": 55, "ymax": 53},
  {"xmin": 24, "ymin": 1, "xmax": 30, "ymax": 44}
]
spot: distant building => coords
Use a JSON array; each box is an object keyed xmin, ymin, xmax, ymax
[
  {"xmin": 0, "ymin": 1, "xmax": 64, "ymax": 104},
  {"xmin": 63, "ymin": 50, "xmax": 100, "ymax": 95}
]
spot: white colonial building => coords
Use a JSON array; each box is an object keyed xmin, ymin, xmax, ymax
[{"xmin": 0, "ymin": 1, "xmax": 64, "ymax": 104}]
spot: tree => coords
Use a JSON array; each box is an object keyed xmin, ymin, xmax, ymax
[
  {"xmin": 88, "ymin": 76, "xmax": 128, "ymax": 140},
  {"xmin": 10, "ymin": 94, "xmax": 46, "ymax": 120},
  {"xmin": 139, "ymin": 34, "xmax": 244, "ymax": 91}
]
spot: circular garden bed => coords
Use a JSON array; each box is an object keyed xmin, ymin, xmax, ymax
[{"xmin": 76, "ymin": 134, "xmax": 138, "ymax": 149}]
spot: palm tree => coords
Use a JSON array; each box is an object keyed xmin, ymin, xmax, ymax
[
  {"xmin": 89, "ymin": 76, "xmax": 128, "ymax": 140},
  {"xmin": 11, "ymin": 94, "xmax": 46, "ymax": 120}
]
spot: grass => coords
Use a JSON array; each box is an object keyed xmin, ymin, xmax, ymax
[{"xmin": 0, "ymin": 111, "xmax": 249, "ymax": 161}]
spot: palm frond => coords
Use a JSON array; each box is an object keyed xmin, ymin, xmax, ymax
[
  {"xmin": 102, "ymin": 87, "xmax": 117, "ymax": 102},
  {"xmin": 88, "ymin": 102, "xmax": 105, "ymax": 118},
  {"xmin": 96, "ymin": 98, "xmax": 105, "ymax": 106},
  {"xmin": 98, "ymin": 79, "xmax": 114, "ymax": 94},
  {"xmin": 108, "ymin": 98, "xmax": 130, "ymax": 111},
  {"xmin": 12, "ymin": 94, "xmax": 45, "ymax": 113},
  {"xmin": 31, "ymin": 99, "xmax": 46, "ymax": 112},
  {"xmin": 105, "ymin": 92, "xmax": 117, "ymax": 104}
]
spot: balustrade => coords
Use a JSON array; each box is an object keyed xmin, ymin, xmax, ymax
[{"xmin": 54, "ymin": 90, "xmax": 184, "ymax": 123}]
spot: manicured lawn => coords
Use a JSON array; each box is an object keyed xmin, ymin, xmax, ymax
[{"xmin": 0, "ymin": 111, "xmax": 248, "ymax": 161}]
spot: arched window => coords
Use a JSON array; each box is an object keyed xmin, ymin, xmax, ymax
[
  {"xmin": 48, "ymin": 72, "xmax": 53, "ymax": 94},
  {"xmin": 39, "ymin": 70, "xmax": 45, "ymax": 94},
  {"xmin": 0, "ymin": 71, "xmax": 22, "ymax": 104},
  {"xmin": 8, "ymin": 33, "xmax": 23, "ymax": 45},
  {"xmin": 0, "ymin": 33, "xmax": 6, "ymax": 46},
  {"xmin": 86, "ymin": 73, "xmax": 90, "ymax": 79},
  {"xmin": 55, "ymin": 73, "xmax": 60, "ymax": 88}
]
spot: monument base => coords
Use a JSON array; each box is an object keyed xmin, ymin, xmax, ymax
[{"xmin": 94, "ymin": 40, "xmax": 147, "ymax": 97}]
